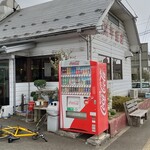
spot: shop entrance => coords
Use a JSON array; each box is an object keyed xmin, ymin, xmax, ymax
[{"xmin": 0, "ymin": 61, "xmax": 9, "ymax": 106}]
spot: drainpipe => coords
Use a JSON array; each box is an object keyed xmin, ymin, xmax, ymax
[
  {"xmin": 89, "ymin": 35, "xmax": 92, "ymax": 60},
  {"xmin": 78, "ymin": 30, "xmax": 91, "ymax": 60},
  {"xmin": 11, "ymin": 54, "xmax": 16, "ymax": 113}
]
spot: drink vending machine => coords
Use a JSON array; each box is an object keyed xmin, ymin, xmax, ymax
[{"xmin": 59, "ymin": 60, "xmax": 108, "ymax": 135}]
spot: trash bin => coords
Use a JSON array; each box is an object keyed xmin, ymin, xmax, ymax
[{"xmin": 46, "ymin": 101, "xmax": 59, "ymax": 132}]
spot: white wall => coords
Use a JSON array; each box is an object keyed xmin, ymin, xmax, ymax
[
  {"xmin": 15, "ymin": 82, "xmax": 59, "ymax": 105},
  {"xmin": 91, "ymin": 15, "xmax": 132, "ymax": 96},
  {"xmin": 30, "ymin": 36, "xmax": 87, "ymax": 58}
]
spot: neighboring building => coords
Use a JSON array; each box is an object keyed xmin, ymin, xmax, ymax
[
  {"xmin": 131, "ymin": 43, "xmax": 150, "ymax": 81},
  {"xmin": 0, "ymin": 0, "xmax": 140, "ymax": 115}
]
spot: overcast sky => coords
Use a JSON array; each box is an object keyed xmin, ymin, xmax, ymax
[
  {"xmin": 15, "ymin": 0, "xmax": 150, "ymax": 49},
  {"xmin": 122, "ymin": 0, "xmax": 150, "ymax": 44}
]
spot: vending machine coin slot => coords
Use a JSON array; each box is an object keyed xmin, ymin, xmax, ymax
[{"xmin": 66, "ymin": 111, "xmax": 87, "ymax": 119}]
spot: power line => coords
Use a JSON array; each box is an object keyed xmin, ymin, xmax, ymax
[
  {"xmin": 139, "ymin": 30, "xmax": 150, "ymax": 36},
  {"xmin": 125, "ymin": 0, "xmax": 138, "ymax": 18},
  {"xmin": 137, "ymin": 21, "xmax": 150, "ymax": 26},
  {"xmin": 142, "ymin": 16, "xmax": 150, "ymax": 42}
]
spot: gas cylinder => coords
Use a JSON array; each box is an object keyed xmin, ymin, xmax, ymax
[{"xmin": 28, "ymin": 101, "xmax": 35, "ymax": 111}]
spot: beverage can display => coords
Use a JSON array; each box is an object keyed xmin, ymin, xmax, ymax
[{"xmin": 61, "ymin": 64, "xmax": 91, "ymax": 96}]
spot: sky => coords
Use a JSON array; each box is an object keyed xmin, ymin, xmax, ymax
[
  {"xmin": 122, "ymin": 0, "xmax": 150, "ymax": 46},
  {"xmin": 15, "ymin": 0, "xmax": 150, "ymax": 50}
]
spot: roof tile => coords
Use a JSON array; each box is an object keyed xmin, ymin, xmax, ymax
[{"xmin": 0, "ymin": 0, "xmax": 111, "ymax": 42}]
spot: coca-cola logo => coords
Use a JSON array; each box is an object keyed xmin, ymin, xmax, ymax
[
  {"xmin": 69, "ymin": 61, "xmax": 79, "ymax": 65},
  {"xmin": 100, "ymin": 69, "xmax": 107, "ymax": 116},
  {"xmin": 69, "ymin": 101, "xmax": 79, "ymax": 106}
]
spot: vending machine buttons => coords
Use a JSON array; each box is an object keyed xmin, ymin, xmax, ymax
[
  {"xmin": 90, "ymin": 112, "xmax": 96, "ymax": 117},
  {"xmin": 92, "ymin": 124, "xmax": 96, "ymax": 132},
  {"xmin": 92, "ymin": 117, "xmax": 96, "ymax": 123}
]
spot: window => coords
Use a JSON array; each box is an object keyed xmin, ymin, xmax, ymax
[
  {"xmin": 98, "ymin": 55, "xmax": 111, "ymax": 80},
  {"xmin": 0, "ymin": 61, "xmax": 9, "ymax": 106},
  {"xmin": 98, "ymin": 55, "xmax": 123, "ymax": 80},
  {"xmin": 31, "ymin": 57, "xmax": 50, "ymax": 81},
  {"xmin": 16, "ymin": 55, "xmax": 59, "ymax": 83},
  {"xmin": 113, "ymin": 58, "xmax": 122, "ymax": 80},
  {"xmin": 16, "ymin": 57, "xmax": 27, "ymax": 82},
  {"xmin": 132, "ymin": 82, "xmax": 150, "ymax": 88},
  {"xmin": 108, "ymin": 13, "xmax": 119, "ymax": 27}
]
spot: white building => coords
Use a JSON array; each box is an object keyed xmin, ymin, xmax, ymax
[
  {"xmin": 0, "ymin": 0, "xmax": 140, "ymax": 115},
  {"xmin": 131, "ymin": 43, "xmax": 150, "ymax": 81}
]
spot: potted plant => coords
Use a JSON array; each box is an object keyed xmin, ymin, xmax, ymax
[
  {"xmin": 53, "ymin": 88, "xmax": 58, "ymax": 101},
  {"xmin": 31, "ymin": 79, "xmax": 47, "ymax": 106},
  {"xmin": 30, "ymin": 91, "xmax": 38, "ymax": 101},
  {"xmin": 49, "ymin": 49, "xmax": 76, "ymax": 76},
  {"xmin": 47, "ymin": 88, "xmax": 58, "ymax": 103},
  {"xmin": 34, "ymin": 79, "xmax": 46, "ymax": 98}
]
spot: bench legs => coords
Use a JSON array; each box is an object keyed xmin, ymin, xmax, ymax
[
  {"xmin": 145, "ymin": 112, "xmax": 148, "ymax": 120},
  {"xmin": 131, "ymin": 117, "xmax": 141, "ymax": 127},
  {"xmin": 131, "ymin": 112, "xmax": 148, "ymax": 127}
]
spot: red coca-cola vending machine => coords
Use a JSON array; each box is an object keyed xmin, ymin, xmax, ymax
[{"xmin": 59, "ymin": 60, "xmax": 108, "ymax": 135}]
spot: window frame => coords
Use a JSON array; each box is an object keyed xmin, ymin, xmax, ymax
[
  {"xmin": 15, "ymin": 55, "xmax": 59, "ymax": 83},
  {"xmin": 98, "ymin": 54, "xmax": 112, "ymax": 80},
  {"xmin": 108, "ymin": 13, "xmax": 119, "ymax": 27},
  {"xmin": 113, "ymin": 58, "xmax": 123, "ymax": 80}
]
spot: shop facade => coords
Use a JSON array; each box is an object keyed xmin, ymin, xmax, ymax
[{"xmin": 0, "ymin": 0, "xmax": 140, "ymax": 115}]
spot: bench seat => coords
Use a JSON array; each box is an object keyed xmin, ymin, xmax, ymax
[
  {"xmin": 124, "ymin": 99, "xmax": 148, "ymax": 126},
  {"xmin": 129, "ymin": 109, "xmax": 148, "ymax": 118}
]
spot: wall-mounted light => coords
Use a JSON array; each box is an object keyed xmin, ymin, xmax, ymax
[
  {"xmin": 124, "ymin": 51, "xmax": 133, "ymax": 59},
  {"xmin": 0, "ymin": 43, "xmax": 36, "ymax": 53},
  {"xmin": 130, "ymin": 45, "xmax": 140, "ymax": 52}
]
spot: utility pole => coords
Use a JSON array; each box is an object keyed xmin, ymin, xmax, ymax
[{"xmin": 139, "ymin": 49, "xmax": 142, "ymax": 93}]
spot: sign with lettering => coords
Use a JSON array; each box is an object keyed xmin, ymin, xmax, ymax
[
  {"xmin": 67, "ymin": 96, "xmax": 80, "ymax": 111},
  {"xmin": 99, "ymin": 68, "xmax": 107, "ymax": 116},
  {"xmin": 102, "ymin": 21, "xmax": 124, "ymax": 45}
]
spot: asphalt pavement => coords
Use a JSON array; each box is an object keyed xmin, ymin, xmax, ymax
[
  {"xmin": 104, "ymin": 111, "xmax": 150, "ymax": 150},
  {"xmin": 0, "ymin": 115, "xmax": 98, "ymax": 150},
  {"xmin": 1, "ymin": 113, "xmax": 150, "ymax": 150}
]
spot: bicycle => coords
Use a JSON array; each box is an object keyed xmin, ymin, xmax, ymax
[
  {"xmin": 35, "ymin": 113, "xmax": 47, "ymax": 131},
  {"xmin": 0, "ymin": 115, "xmax": 48, "ymax": 143}
]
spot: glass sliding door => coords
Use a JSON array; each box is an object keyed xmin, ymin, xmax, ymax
[{"xmin": 0, "ymin": 61, "xmax": 9, "ymax": 106}]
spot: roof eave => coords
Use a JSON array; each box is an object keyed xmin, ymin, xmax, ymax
[
  {"xmin": 0, "ymin": 26, "xmax": 96, "ymax": 46},
  {"xmin": 110, "ymin": 0, "xmax": 141, "ymax": 52},
  {"xmin": 96, "ymin": 0, "xmax": 115, "ymax": 28}
]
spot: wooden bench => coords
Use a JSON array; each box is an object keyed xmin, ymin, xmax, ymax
[{"xmin": 123, "ymin": 99, "xmax": 148, "ymax": 126}]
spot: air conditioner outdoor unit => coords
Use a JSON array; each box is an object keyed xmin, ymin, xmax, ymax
[{"xmin": 130, "ymin": 89, "xmax": 138, "ymax": 99}]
